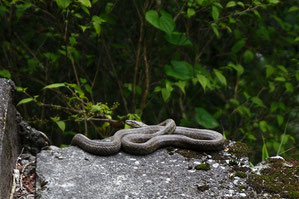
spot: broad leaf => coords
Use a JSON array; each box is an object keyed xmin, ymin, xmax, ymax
[
  {"xmin": 165, "ymin": 60, "xmax": 194, "ymax": 80},
  {"xmin": 56, "ymin": 0, "xmax": 71, "ymax": 9},
  {"xmin": 228, "ymin": 63, "xmax": 244, "ymax": 76},
  {"xmin": 0, "ymin": 69, "xmax": 11, "ymax": 79},
  {"xmin": 161, "ymin": 86, "xmax": 173, "ymax": 102},
  {"xmin": 17, "ymin": 98, "xmax": 34, "ymax": 106},
  {"xmin": 211, "ymin": 23, "xmax": 219, "ymax": 38},
  {"xmin": 145, "ymin": 10, "xmax": 160, "ymax": 29},
  {"xmin": 259, "ymin": 121, "xmax": 268, "ymax": 132},
  {"xmin": 196, "ymin": 74, "xmax": 208, "ymax": 91},
  {"xmin": 195, "ymin": 107, "xmax": 219, "ymax": 129},
  {"xmin": 78, "ymin": 0, "xmax": 91, "ymax": 7},
  {"xmin": 174, "ymin": 81, "xmax": 187, "ymax": 94},
  {"xmin": 231, "ymin": 39, "xmax": 246, "ymax": 54},
  {"xmin": 214, "ymin": 69, "xmax": 227, "ymax": 86},
  {"xmin": 159, "ymin": 11, "xmax": 175, "ymax": 34},
  {"xmin": 285, "ymin": 82, "xmax": 294, "ymax": 92},
  {"xmin": 251, "ymin": 96, "xmax": 266, "ymax": 108},
  {"xmin": 51, "ymin": 117, "xmax": 66, "ymax": 132},
  {"xmin": 165, "ymin": 32, "xmax": 192, "ymax": 46},
  {"xmin": 43, "ymin": 83, "xmax": 65, "ymax": 89},
  {"xmin": 243, "ymin": 50, "xmax": 254, "ymax": 63},
  {"xmin": 276, "ymin": 114, "xmax": 284, "ymax": 126},
  {"xmin": 187, "ymin": 8, "xmax": 196, "ymax": 18},
  {"xmin": 212, "ymin": 6, "xmax": 219, "ymax": 21},
  {"xmin": 226, "ymin": 1, "xmax": 236, "ymax": 8},
  {"xmin": 145, "ymin": 10, "xmax": 175, "ymax": 34}
]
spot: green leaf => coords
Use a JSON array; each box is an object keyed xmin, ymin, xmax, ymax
[
  {"xmin": 213, "ymin": 69, "xmax": 227, "ymax": 86},
  {"xmin": 196, "ymin": 74, "xmax": 208, "ymax": 91},
  {"xmin": 226, "ymin": 1, "xmax": 236, "ymax": 7},
  {"xmin": 51, "ymin": 117, "xmax": 66, "ymax": 132},
  {"xmin": 277, "ymin": 65, "xmax": 288, "ymax": 74},
  {"xmin": 16, "ymin": 87, "xmax": 27, "ymax": 92},
  {"xmin": 268, "ymin": 81, "xmax": 275, "ymax": 92},
  {"xmin": 211, "ymin": 23, "xmax": 220, "ymax": 38},
  {"xmin": 187, "ymin": 8, "xmax": 196, "ymax": 18},
  {"xmin": 228, "ymin": 63, "xmax": 244, "ymax": 76},
  {"xmin": 251, "ymin": 97, "xmax": 266, "ymax": 108},
  {"xmin": 231, "ymin": 39, "xmax": 246, "ymax": 54},
  {"xmin": 237, "ymin": 2, "xmax": 245, "ymax": 8},
  {"xmin": 43, "ymin": 83, "xmax": 65, "ymax": 89},
  {"xmin": 262, "ymin": 142, "xmax": 269, "ymax": 161},
  {"xmin": 276, "ymin": 114, "xmax": 283, "ymax": 126},
  {"xmin": 0, "ymin": 69, "xmax": 11, "ymax": 79},
  {"xmin": 274, "ymin": 77, "xmax": 285, "ymax": 82},
  {"xmin": 159, "ymin": 10, "xmax": 175, "ymax": 34},
  {"xmin": 288, "ymin": 6, "xmax": 298, "ymax": 12},
  {"xmin": 195, "ymin": 107, "xmax": 219, "ymax": 129},
  {"xmin": 17, "ymin": 98, "xmax": 34, "ymax": 106},
  {"xmin": 92, "ymin": 16, "xmax": 105, "ymax": 36},
  {"xmin": 78, "ymin": 0, "xmax": 91, "ymax": 7},
  {"xmin": 145, "ymin": 10, "xmax": 175, "ymax": 34},
  {"xmin": 56, "ymin": 0, "xmax": 71, "ymax": 9},
  {"xmin": 165, "ymin": 60, "xmax": 194, "ymax": 80},
  {"xmin": 259, "ymin": 121, "xmax": 268, "ymax": 132},
  {"xmin": 211, "ymin": 6, "xmax": 219, "ymax": 21},
  {"xmin": 165, "ymin": 32, "xmax": 192, "ymax": 46},
  {"xmin": 265, "ymin": 65, "xmax": 275, "ymax": 78},
  {"xmin": 270, "ymin": 102, "xmax": 279, "ymax": 113},
  {"xmin": 153, "ymin": 86, "xmax": 161, "ymax": 92},
  {"xmin": 285, "ymin": 82, "xmax": 294, "ymax": 92},
  {"xmin": 56, "ymin": 121, "xmax": 66, "ymax": 132},
  {"xmin": 16, "ymin": 3, "xmax": 32, "ymax": 19},
  {"xmin": 174, "ymin": 81, "xmax": 187, "ymax": 94},
  {"xmin": 243, "ymin": 50, "xmax": 254, "ymax": 63},
  {"xmin": 196, "ymin": 0, "xmax": 211, "ymax": 6},
  {"xmin": 268, "ymin": 0, "xmax": 279, "ymax": 5},
  {"xmin": 145, "ymin": 10, "xmax": 160, "ymax": 29},
  {"xmin": 161, "ymin": 86, "xmax": 173, "ymax": 102},
  {"xmin": 237, "ymin": 106, "xmax": 251, "ymax": 117}
]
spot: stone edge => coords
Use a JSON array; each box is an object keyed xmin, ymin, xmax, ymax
[{"xmin": 0, "ymin": 78, "xmax": 20, "ymax": 199}]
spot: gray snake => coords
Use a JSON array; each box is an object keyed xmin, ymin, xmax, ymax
[{"xmin": 71, "ymin": 119, "xmax": 224, "ymax": 155}]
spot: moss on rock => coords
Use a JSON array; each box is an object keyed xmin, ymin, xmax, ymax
[
  {"xmin": 247, "ymin": 158, "xmax": 299, "ymax": 199},
  {"xmin": 229, "ymin": 142, "xmax": 249, "ymax": 158},
  {"xmin": 195, "ymin": 163, "xmax": 211, "ymax": 171}
]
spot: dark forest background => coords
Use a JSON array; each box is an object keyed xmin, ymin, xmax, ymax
[{"xmin": 0, "ymin": 0, "xmax": 298, "ymax": 163}]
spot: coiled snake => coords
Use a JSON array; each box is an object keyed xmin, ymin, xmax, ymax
[{"xmin": 71, "ymin": 119, "xmax": 224, "ymax": 155}]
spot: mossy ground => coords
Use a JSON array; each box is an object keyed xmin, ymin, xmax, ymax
[
  {"xmin": 247, "ymin": 158, "xmax": 299, "ymax": 199},
  {"xmin": 195, "ymin": 163, "xmax": 211, "ymax": 171},
  {"xmin": 229, "ymin": 142, "xmax": 250, "ymax": 158}
]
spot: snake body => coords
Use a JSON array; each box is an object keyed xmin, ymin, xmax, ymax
[
  {"xmin": 71, "ymin": 119, "xmax": 176, "ymax": 156},
  {"xmin": 71, "ymin": 119, "xmax": 225, "ymax": 156},
  {"xmin": 121, "ymin": 126, "xmax": 224, "ymax": 155}
]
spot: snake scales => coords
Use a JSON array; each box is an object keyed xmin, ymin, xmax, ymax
[{"xmin": 71, "ymin": 119, "xmax": 225, "ymax": 155}]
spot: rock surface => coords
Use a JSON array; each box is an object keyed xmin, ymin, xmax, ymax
[
  {"xmin": 0, "ymin": 78, "xmax": 20, "ymax": 199},
  {"xmin": 36, "ymin": 143, "xmax": 261, "ymax": 199}
]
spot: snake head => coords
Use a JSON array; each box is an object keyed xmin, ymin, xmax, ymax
[{"xmin": 125, "ymin": 120, "xmax": 147, "ymax": 128}]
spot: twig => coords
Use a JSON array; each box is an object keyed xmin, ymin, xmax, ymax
[
  {"xmin": 132, "ymin": 0, "xmax": 145, "ymax": 112},
  {"xmin": 89, "ymin": 118, "xmax": 124, "ymax": 127},
  {"xmin": 173, "ymin": 2, "xmax": 186, "ymax": 22},
  {"xmin": 140, "ymin": 45, "xmax": 150, "ymax": 112}
]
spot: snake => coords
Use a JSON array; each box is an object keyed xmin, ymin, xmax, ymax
[
  {"xmin": 71, "ymin": 119, "xmax": 225, "ymax": 156},
  {"xmin": 71, "ymin": 119, "xmax": 176, "ymax": 156}
]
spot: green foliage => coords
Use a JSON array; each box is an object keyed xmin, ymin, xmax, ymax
[{"xmin": 0, "ymin": 0, "xmax": 298, "ymax": 162}]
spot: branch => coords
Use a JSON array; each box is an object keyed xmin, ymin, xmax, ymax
[
  {"xmin": 132, "ymin": 0, "xmax": 145, "ymax": 112},
  {"xmin": 140, "ymin": 45, "xmax": 150, "ymax": 112}
]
